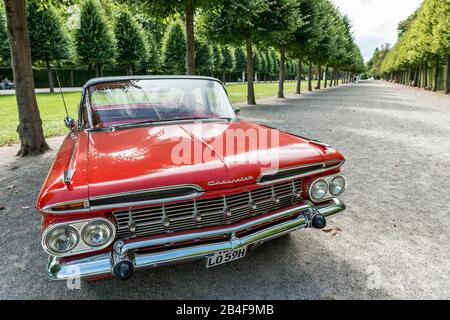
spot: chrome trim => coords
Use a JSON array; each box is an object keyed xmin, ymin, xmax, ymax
[
  {"xmin": 253, "ymin": 123, "xmax": 332, "ymax": 148},
  {"xmin": 89, "ymin": 184, "xmax": 203, "ymax": 201},
  {"xmin": 41, "ymin": 218, "xmax": 116, "ymax": 257},
  {"xmin": 89, "ymin": 184, "xmax": 204, "ymax": 211},
  {"xmin": 85, "ymin": 89, "xmax": 94, "ymax": 130},
  {"xmin": 112, "ymin": 179, "xmax": 302, "ymax": 239},
  {"xmin": 257, "ymin": 161, "xmax": 344, "ymax": 185},
  {"xmin": 63, "ymin": 139, "xmax": 78, "ymax": 185},
  {"xmin": 121, "ymin": 202, "xmax": 312, "ymax": 253},
  {"xmin": 329, "ymin": 175, "xmax": 347, "ymax": 196},
  {"xmin": 45, "ymin": 199, "xmax": 346, "ymax": 280},
  {"xmin": 41, "ymin": 199, "xmax": 90, "ymax": 214},
  {"xmin": 40, "ymin": 185, "xmax": 204, "ymax": 214},
  {"xmin": 308, "ymin": 174, "xmax": 347, "ymax": 203},
  {"xmin": 83, "ymin": 75, "xmax": 224, "ymax": 89}
]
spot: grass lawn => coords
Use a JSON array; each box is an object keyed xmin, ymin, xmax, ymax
[{"xmin": 0, "ymin": 80, "xmax": 318, "ymax": 146}]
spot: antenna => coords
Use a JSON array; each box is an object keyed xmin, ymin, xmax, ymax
[{"xmin": 54, "ymin": 64, "xmax": 69, "ymax": 118}]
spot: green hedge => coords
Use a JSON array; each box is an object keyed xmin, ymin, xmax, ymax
[
  {"xmin": 0, "ymin": 67, "xmax": 135, "ymax": 88},
  {"xmin": 0, "ymin": 67, "xmax": 298, "ymax": 88}
]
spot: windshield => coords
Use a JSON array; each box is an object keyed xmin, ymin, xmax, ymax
[{"xmin": 87, "ymin": 78, "xmax": 235, "ymax": 128}]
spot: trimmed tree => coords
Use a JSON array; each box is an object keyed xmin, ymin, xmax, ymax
[
  {"xmin": 271, "ymin": 50, "xmax": 279, "ymax": 81},
  {"xmin": 265, "ymin": 49, "xmax": 274, "ymax": 82},
  {"xmin": 27, "ymin": 1, "xmax": 70, "ymax": 92},
  {"xmin": 259, "ymin": 50, "xmax": 268, "ymax": 82},
  {"xmin": 144, "ymin": 31, "xmax": 160, "ymax": 73},
  {"xmin": 160, "ymin": 20, "xmax": 186, "ymax": 74},
  {"xmin": 253, "ymin": 50, "xmax": 262, "ymax": 81},
  {"xmin": 258, "ymin": 0, "xmax": 300, "ymax": 98},
  {"xmin": 234, "ymin": 46, "xmax": 247, "ymax": 81},
  {"xmin": 220, "ymin": 46, "xmax": 234, "ymax": 83},
  {"xmin": 211, "ymin": 44, "xmax": 223, "ymax": 76},
  {"xmin": 202, "ymin": 0, "xmax": 278, "ymax": 105},
  {"xmin": 119, "ymin": 0, "xmax": 215, "ymax": 75},
  {"xmin": 0, "ymin": 8, "xmax": 9, "ymax": 64},
  {"xmin": 289, "ymin": 0, "xmax": 320, "ymax": 94},
  {"xmin": 114, "ymin": 11, "xmax": 147, "ymax": 75},
  {"xmin": 3, "ymin": 0, "xmax": 49, "ymax": 156},
  {"xmin": 195, "ymin": 39, "xmax": 212, "ymax": 74},
  {"xmin": 75, "ymin": 0, "xmax": 116, "ymax": 77}
]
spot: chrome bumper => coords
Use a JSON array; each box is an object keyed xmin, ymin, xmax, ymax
[{"xmin": 46, "ymin": 199, "xmax": 346, "ymax": 281}]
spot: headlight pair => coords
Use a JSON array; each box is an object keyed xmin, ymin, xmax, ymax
[
  {"xmin": 309, "ymin": 175, "xmax": 346, "ymax": 202},
  {"xmin": 43, "ymin": 218, "xmax": 115, "ymax": 257}
]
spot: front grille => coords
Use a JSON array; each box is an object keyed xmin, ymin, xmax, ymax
[{"xmin": 113, "ymin": 179, "xmax": 302, "ymax": 240}]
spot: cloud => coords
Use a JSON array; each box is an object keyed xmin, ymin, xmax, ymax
[{"xmin": 331, "ymin": 0, "xmax": 423, "ymax": 61}]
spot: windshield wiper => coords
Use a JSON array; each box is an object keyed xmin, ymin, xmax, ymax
[{"xmin": 108, "ymin": 117, "xmax": 233, "ymax": 131}]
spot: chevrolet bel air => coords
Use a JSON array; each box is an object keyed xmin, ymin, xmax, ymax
[{"xmin": 37, "ymin": 76, "xmax": 347, "ymax": 281}]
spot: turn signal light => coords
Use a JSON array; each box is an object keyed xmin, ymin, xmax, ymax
[{"xmin": 51, "ymin": 201, "xmax": 87, "ymax": 211}]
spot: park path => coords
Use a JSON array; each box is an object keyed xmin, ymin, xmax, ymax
[
  {"xmin": 0, "ymin": 80, "xmax": 449, "ymax": 299},
  {"xmin": 0, "ymin": 87, "xmax": 82, "ymax": 95}
]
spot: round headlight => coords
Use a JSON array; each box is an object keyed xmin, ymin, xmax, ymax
[
  {"xmin": 82, "ymin": 221, "xmax": 113, "ymax": 247},
  {"xmin": 46, "ymin": 227, "xmax": 79, "ymax": 254},
  {"xmin": 329, "ymin": 176, "xmax": 346, "ymax": 196},
  {"xmin": 310, "ymin": 179, "xmax": 328, "ymax": 201}
]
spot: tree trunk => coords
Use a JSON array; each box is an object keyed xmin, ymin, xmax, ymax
[
  {"xmin": 296, "ymin": 57, "xmax": 302, "ymax": 94},
  {"xmin": 417, "ymin": 64, "xmax": 422, "ymax": 88},
  {"xmin": 184, "ymin": 0, "xmax": 195, "ymax": 75},
  {"xmin": 70, "ymin": 68, "xmax": 74, "ymax": 87},
  {"xmin": 4, "ymin": 0, "xmax": 49, "ymax": 156},
  {"xmin": 433, "ymin": 59, "xmax": 439, "ymax": 92},
  {"xmin": 413, "ymin": 66, "xmax": 418, "ymax": 87},
  {"xmin": 324, "ymin": 66, "xmax": 328, "ymax": 88},
  {"xmin": 308, "ymin": 61, "xmax": 313, "ymax": 91},
  {"xmin": 222, "ymin": 71, "xmax": 226, "ymax": 84},
  {"xmin": 45, "ymin": 57, "xmax": 54, "ymax": 93},
  {"xmin": 245, "ymin": 39, "xmax": 255, "ymax": 105},
  {"xmin": 424, "ymin": 62, "xmax": 428, "ymax": 88},
  {"xmin": 316, "ymin": 65, "xmax": 321, "ymax": 89},
  {"xmin": 128, "ymin": 63, "xmax": 133, "ymax": 76},
  {"xmin": 95, "ymin": 63, "xmax": 100, "ymax": 77},
  {"xmin": 445, "ymin": 54, "xmax": 449, "ymax": 94},
  {"xmin": 278, "ymin": 47, "xmax": 285, "ymax": 98}
]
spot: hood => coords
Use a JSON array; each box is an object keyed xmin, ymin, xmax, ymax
[{"xmin": 86, "ymin": 120, "xmax": 327, "ymax": 197}]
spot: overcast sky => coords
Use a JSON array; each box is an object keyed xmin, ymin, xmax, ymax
[{"xmin": 331, "ymin": 0, "xmax": 423, "ymax": 62}]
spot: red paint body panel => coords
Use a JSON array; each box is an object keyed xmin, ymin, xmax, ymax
[
  {"xmin": 37, "ymin": 120, "xmax": 345, "ymax": 232},
  {"xmin": 85, "ymin": 121, "xmax": 325, "ymax": 196},
  {"xmin": 36, "ymin": 132, "xmax": 89, "ymax": 212}
]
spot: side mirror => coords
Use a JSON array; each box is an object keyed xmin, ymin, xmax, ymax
[
  {"xmin": 64, "ymin": 116, "xmax": 76, "ymax": 129},
  {"xmin": 234, "ymin": 107, "xmax": 241, "ymax": 115}
]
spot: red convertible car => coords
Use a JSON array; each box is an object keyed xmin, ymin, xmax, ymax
[{"xmin": 37, "ymin": 76, "xmax": 346, "ymax": 281}]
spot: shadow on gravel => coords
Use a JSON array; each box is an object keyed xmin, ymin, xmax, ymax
[{"xmin": 55, "ymin": 234, "xmax": 391, "ymax": 300}]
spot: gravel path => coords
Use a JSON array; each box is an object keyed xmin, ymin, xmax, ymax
[{"xmin": 1, "ymin": 80, "xmax": 449, "ymax": 299}]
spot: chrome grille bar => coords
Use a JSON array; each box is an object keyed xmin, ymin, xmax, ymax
[{"xmin": 113, "ymin": 179, "xmax": 302, "ymax": 239}]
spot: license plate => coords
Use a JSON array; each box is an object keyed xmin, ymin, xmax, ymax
[{"xmin": 206, "ymin": 247, "xmax": 247, "ymax": 268}]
